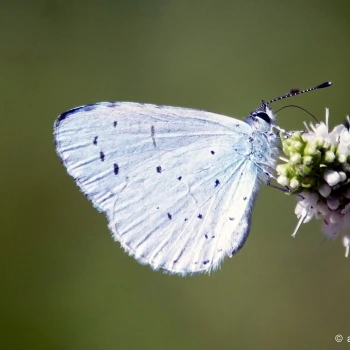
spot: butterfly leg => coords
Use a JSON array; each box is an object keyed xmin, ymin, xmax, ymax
[
  {"xmin": 256, "ymin": 162, "xmax": 291, "ymax": 193},
  {"xmin": 268, "ymin": 182, "xmax": 290, "ymax": 193},
  {"xmin": 264, "ymin": 172, "xmax": 291, "ymax": 193}
]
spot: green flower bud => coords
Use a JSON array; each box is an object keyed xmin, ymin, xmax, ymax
[
  {"xmin": 324, "ymin": 151, "xmax": 335, "ymax": 163},
  {"xmin": 290, "ymin": 153, "xmax": 302, "ymax": 164},
  {"xmin": 303, "ymin": 156, "xmax": 313, "ymax": 165}
]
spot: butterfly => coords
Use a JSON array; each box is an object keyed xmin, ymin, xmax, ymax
[{"xmin": 54, "ymin": 82, "xmax": 331, "ymax": 275}]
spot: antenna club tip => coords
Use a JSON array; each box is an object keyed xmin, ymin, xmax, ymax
[{"xmin": 318, "ymin": 81, "xmax": 332, "ymax": 88}]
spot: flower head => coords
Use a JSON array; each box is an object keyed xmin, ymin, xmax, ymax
[{"xmin": 277, "ymin": 109, "xmax": 350, "ymax": 257}]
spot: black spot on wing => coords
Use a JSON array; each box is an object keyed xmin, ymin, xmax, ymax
[
  {"xmin": 113, "ymin": 121, "xmax": 117, "ymax": 127},
  {"xmin": 167, "ymin": 213, "xmax": 172, "ymax": 220},
  {"xmin": 198, "ymin": 214, "xmax": 203, "ymax": 219},
  {"xmin": 229, "ymin": 217, "xmax": 235, "ymax": 221},
  {"xmin": 215, "ymin": 179, "xmax": 220, "ymax": 187},
  {"xmin": 151, "ymin": 125, "xmax": 156, "ymax": 147},
  {"xmin": 204, "ymin": 234, "xmax": 208, "ymax": 239},
  {"xmin": 114, "ymin": 163, "xmax": 119, "ymax": 175},
  {"xmin": 178, "ymin": 176, "xmax": 182, "ymax": 180},
  {"xmin": 106, "ymin": 102, "xmax": 118, "ymax": 107},
  {"xmin": 243, "ymin": 196, "xmax": 247, "ymax": 201},
  {"xmin": 156, "ymin": 166, "xmax": 162, "ymax": 173},
  {"xmin": 100, "ymin": 151, "xmax": 105, "ymax": 161},
  {"xmin": 97, "ymin": 102, "xmax": 117, "ymax": 108},
  {"xmin": 203, "ymin": 260, "xmax": 210, "ymax": 265},
  {"xmin": 211, "ymin": 150, "xmax": 215, "ymax": 155},
  {"xmin": 93, "ymin": 136, "xmax": 98, "ymax": 145}
]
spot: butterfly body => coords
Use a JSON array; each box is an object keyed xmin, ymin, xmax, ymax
[{"xmin": 55, "ymin": 102, "xmax": 279, "ymax": 274}]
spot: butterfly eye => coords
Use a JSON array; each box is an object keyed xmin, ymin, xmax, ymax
[{"xmin": 256, "ymin": 111, "xmax": 271, "ymax": 124}]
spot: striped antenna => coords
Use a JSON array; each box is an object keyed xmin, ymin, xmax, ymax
[{"xmin": 258, "ymin": 81, "xmax": 332, "ymax": 109}]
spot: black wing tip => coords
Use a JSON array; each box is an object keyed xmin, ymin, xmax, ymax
[{"xmin": 55, "ymin": 102, "xmax": 119, "ymax": 127}]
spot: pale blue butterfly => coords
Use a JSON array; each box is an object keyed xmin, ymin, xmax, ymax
[{"xmin": 54, "ymin": 82, "xmax": 331, "ymax": 275}]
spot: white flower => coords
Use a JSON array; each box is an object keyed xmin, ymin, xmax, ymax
[
  {"xmin": 324, "ymin": 170, "xmax": 341, "ymax": 186},
  {"xmin": 322, "ymin": 211, "xmax": 343, "ymax": 240},
  {"xmin": 318, "ymin": 183, "xmax": 331, "ymax": 198},
  {"xmin": 342, "ymin": 234, "xmax": 350, "ymax": 258},
  {"xmin": 327, "ymin": 197, "xmax": 340, "ymax": 210},
  {"xmin": 292, "ymin": 192, "xmax": 319, "ymax": 237},
  {"xmin": 277, "ymin": 108, "xmax": 350, "ymax": 257}
]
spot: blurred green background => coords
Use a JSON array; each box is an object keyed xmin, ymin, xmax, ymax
[{"xmin": 1, "ymin": 1, "xmax": 350, "ymax": 349}]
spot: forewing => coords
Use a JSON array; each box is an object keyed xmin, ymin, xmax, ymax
[{"xmin": 54, "ymin": 102, "xmax": 258, "ymax": 274}]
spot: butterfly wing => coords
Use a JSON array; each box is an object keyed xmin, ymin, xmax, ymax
[{"xmin": 54, "ymin": 102, "xmax": 261, "ymax": 274}]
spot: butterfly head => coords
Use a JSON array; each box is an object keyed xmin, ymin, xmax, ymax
[{"xmin": 246, "ymin": 103, "xmax": 276, "ymax": 132}]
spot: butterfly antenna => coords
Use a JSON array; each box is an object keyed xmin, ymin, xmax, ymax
[
  {"xmin": 275, "ymin": 105, "xmax": 320, "ymax": 123},
  {"xmin": 258, "ymin": 81, "xmax": 332, "ymax": 110}
]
